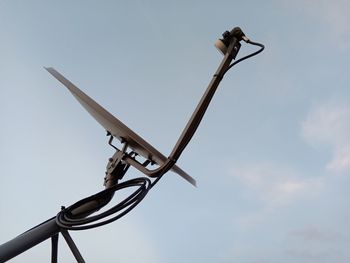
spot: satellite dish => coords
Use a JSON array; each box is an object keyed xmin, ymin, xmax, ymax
[
  {"xmin": 45, "ymin": 67, "xmax": 196, "ymax": 186},
  {"xmin": 0, "ymin": 27, "xmax": 264, "ymax": 262}
]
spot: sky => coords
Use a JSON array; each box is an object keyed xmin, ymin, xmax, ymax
[{"xmin": 0, "ymin": 0, "xmax": 350, "ymax": 262}]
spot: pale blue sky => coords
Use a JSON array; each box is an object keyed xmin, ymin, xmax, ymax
[{"xmin": 1, "ymin": 1, "xmax": 350, "ymax": 262}]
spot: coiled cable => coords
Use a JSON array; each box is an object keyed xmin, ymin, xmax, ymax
[{"xmin": 56, "ymin": 177, "xmax": 155, "ymax": 230}]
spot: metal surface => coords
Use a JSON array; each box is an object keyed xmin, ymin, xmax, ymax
[
  {"xmin": 169, "ymin": 36, "xmax": 240, "ymax": 162},
  {"xmin": 61, "ymin": 230, "xmax": 85, "ymax": 263},
  {"xmin": 45, "ymin": 67, "xmax": 196, "ymax": 186},
  {"xmin": 0, "ymin": 217, "xmax": 59, "ymax": 262},
  {"xmin": 51, "ymin": 234, "xmax": 59, "ymax": 263}
]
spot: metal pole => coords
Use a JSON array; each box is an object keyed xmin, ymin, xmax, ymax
[
  {"xmin": 61, "ymin": 230, "xmax": 85, "ymax": 263},
  {"xmin": 51, "ymin": 234, "xmax": 59, "ymax": 263},
  {"xmin": 169, "ymin": 37, "xmax": 240, "ymax": 162},
  {"xmin": 0, "ymin": 217, "xmax": 59, "ymax": 262},
  {"xmin": 0, "ymin": 184, "xmax": 115, "ymax": 262}
]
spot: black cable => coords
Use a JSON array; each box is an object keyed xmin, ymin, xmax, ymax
[
  {"xmin": 56, "ymin": 176, "xmax": 159, "ymax": 230},
  {"xmin": 223, "ymin": 39, "xmax": 265, "ymax": 75}
]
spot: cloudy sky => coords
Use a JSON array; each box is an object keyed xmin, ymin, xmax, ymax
[{"xmin": 1, "ymin": 1, "xmax": 349, "ymax": 262}]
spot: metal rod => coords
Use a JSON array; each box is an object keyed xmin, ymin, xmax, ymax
[
  {"xmin": 169, "ymin": 37, "xmax": 240, "ymax": 162},
  {"xmin": 0, "ymin": 217, "xmax": 60, "ymax": 262},
  {"xmin": 61, "ymin": 230, "xmax": 85, "ymax": 263},
  {"xmin": 51, "ymin": 234, "xmax": 59, "ymax": 263}
]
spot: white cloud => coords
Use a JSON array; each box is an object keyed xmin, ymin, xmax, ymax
[
  {"xmin": 326, "ymin": 144, "xmax": 350, "ymax": 172},
  {"xmin": 281, "ymin": 0, "xmax": 350, "ymax": 50},
  {"xmin": 289, "ymin": 224, "xmax": 342, "ymax": 242},
  {"xmin": 285, "ymin": 248, "xmax": 330, "ymax": 261},
  {"xmin": 301, "ymin": 101, "xmax": 350, "ymax": 172},
  {"xmin": 231, "ymin": 162, "xmax": 322, "ymax": 207},
  {"xmin": 319, "ymin": 0, "xmax": 350, "ymax": 50},
  {"xmin": 286, "ymin": 225, "xmax": 345, "ymax": 261}
]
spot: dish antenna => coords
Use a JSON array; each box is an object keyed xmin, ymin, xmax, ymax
[{"xmin": 0, "ymin": 27, "xmax": 264, "ymax": 262}]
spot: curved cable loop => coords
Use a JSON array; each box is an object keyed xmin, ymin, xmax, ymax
[
  {"xmin": 56, "ymin": 177, "xmax": 153, "ymax": 230},
  {"xmin": 223, "ymin": 40, "xmax": 265, "ymax": 75}
]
